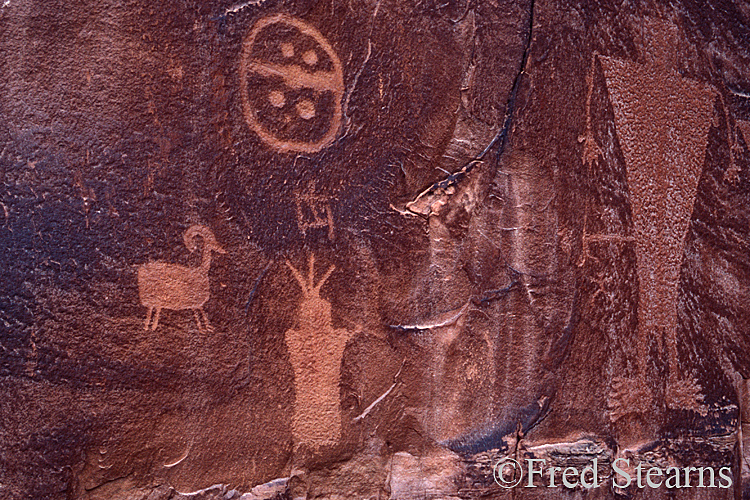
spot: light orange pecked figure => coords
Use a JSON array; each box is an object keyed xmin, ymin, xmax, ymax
[
  {"xmin": 284, "ymin": 254, "xmax": 353, "ymax": 452},
  {"xmin": 137, "ymin": 225, "xmax": 226, "ymax": 332}
]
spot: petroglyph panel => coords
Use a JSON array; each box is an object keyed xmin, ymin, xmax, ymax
[
  {"xmin": 240, "ymin": 14, "xmax": 344, "ymax": 153},
  {"xmin": 3, "ymin": 1, "xmax": 749, "ymax": 499}
]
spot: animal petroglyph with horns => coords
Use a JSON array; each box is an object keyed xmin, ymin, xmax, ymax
[{"xmin": 137, "ymin": 225, "xmax": 226, "ymax": 332}]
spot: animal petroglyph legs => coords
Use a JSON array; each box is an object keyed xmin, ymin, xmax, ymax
[
  {"xmin": 600, "ymin": 53, "xmax": 714, "ymax": 419},
  {"xmin": 284, "ymin": 254, "xmax": 352, "ymax": 453},
  {"xmin": 138, "ymin": 225, "xmax": 226, "ymax": 333},
  {"xmin": 192, "ymin": 308, "xmax": 213, "ymax": 333},
  {"xmin": 240, "ymin": 14, "xmax": 344, "ymax": 153},
  {"xmin": 144, "ymin": 306, "xmax": 162, "ymax": 331}
]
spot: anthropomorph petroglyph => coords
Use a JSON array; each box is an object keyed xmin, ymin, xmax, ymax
[
  {"xmin": 599, "ymin": 49, "xmax": 715, "ymax": 419},
  {"xmin": 284, "ymin": 255, "xmax": 353, "ymax": 451},
  {"xmin": 240, "ymin": 14, "xmax": 344, "ymax": 153},
  {"xmin": 294, "ymin": 183, "xmax": 334, "ymax": 239},
  {"xmin": 138, "ymin": 225, "xmax": 226, "ymax": 332}
]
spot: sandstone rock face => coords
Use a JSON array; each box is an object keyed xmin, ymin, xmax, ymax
[{"xmin": 1, "ymin": 1, "xmax": 749, "ymax": 499}]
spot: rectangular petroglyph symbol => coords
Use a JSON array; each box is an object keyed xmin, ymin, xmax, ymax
[{"xmin": 295, "ymin": 186, "xmax": 335, "ymax": 239}]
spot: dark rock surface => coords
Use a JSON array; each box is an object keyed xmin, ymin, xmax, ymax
[{"xmin": 1, "ymin": 0, "xmax": 749, "ymax": 498}]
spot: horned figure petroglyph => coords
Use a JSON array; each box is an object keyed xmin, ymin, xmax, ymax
[
  {"xmin": 284, "ymin": 254, "xmax": 352, "ymax": 450},
  {"xmin": 138, "ymin": 225, "xmax": 226, "ymax": 332}
]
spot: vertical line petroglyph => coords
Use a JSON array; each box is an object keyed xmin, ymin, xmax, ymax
[{"xmin": 491, "ymin": 153, "xmax": 559, "ymax": 423}]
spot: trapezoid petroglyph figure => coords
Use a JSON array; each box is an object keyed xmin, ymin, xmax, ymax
[
  {"xmin": 599, "ymin": 53, "xmax": 715, "ymax": 419},
  {"xmin": 137, "ymin": 225, "xmax": 226, "ymax": 332},
  {"xmin": 240, "ymin": 14, "xmax": 344, "ymax": 153},
  {"xmin": 284, "ymin": 254, "xmax": 353, "ymax": 451}
]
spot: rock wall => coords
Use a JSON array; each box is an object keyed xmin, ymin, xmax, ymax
[{"xmin": 1, "ymin": 0, "xmax": 749, "ymax": 498}]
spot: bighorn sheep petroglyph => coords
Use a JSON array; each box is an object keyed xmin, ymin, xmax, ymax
[{"xmin": 138, "ymin": 225, "xmax": 226, "ymax": 332}]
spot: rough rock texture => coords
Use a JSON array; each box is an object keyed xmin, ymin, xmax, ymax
[{"xmin": 1, "ymin": 0, "xmax": 749, "ymax": 499}]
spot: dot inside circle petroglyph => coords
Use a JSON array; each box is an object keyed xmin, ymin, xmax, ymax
[
  {"xmin": 281, "ymin": 42, "xmax": 294, "ymax": 58},
  {"xmin": 269, "ymin": 90, "xmax": 286, "ymax": 108},
  {"xmin": 240, "ymin": 14, "xmax": 344, "ymax": 153},
  {"xmin": 296, "ymin": 100, "xmax": 316, "ymax": 119},
  {"xmin": 303, "ymin": 50, "xmax": 318, "ymax": 66}
]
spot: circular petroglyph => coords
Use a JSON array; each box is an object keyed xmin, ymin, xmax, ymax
[
  {"xmin": 296, "ymin": 99, "xmax": 316, "ymax": 120},
  {"xmin": 269, "ymin": 90, "xmax": 286, "ymax": 108},
  {"xmin": 303, "ymin": 50, "xmax": 318, "ymax": 66},
  {"xmin": 240, "ymin": 14, "xmax": 344, "ymax": 153}
]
